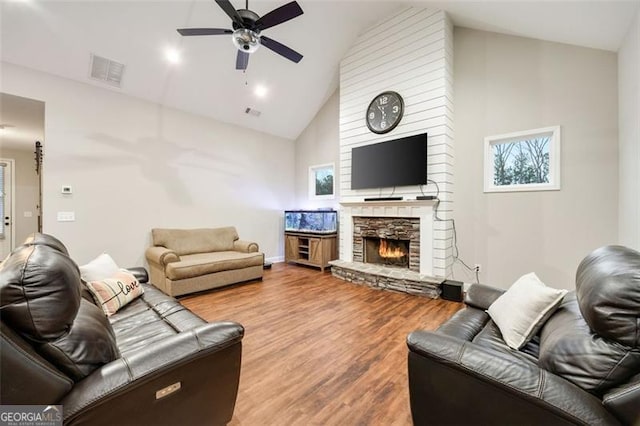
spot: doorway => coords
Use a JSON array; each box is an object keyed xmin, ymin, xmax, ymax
[
  {"xmin": 0, "ymin": 159, "xmax": 15, "ymax": 258},
  {"xmin": 0, "ymin": 93, "xmax": 45, "ymax": 256}
]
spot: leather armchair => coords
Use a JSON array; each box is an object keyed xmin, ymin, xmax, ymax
[
  {"xmin": 407, "ymin": 245, "xmax": 640, "ymax": 425},
  {"xmin": 1, "ymin": 233, "xmax": 243, "ymax": 425}
]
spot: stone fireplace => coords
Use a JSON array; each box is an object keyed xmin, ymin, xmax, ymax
[
  {"xmin": 353, "ymin": 216, "xmax": 420, "ymax": 272},
  {"xmin": 329, "ymin": 200, "xmax": 443, "ymax": 298}
]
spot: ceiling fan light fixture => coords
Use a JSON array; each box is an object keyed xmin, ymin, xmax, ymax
[{"xmin": 232, "ymin": 28, "xmax": 260, "ymax": 53}]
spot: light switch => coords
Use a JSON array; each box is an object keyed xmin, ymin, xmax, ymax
[
  {"xmin": 61, "ymin": 186, "xmax": 73, "ymax": 194},
  {"xmin": 57, "ymin": 211, "xmax": 75, "ymax": 222},
  {"xmin": 24, "ymin": 211, "xmax": 33, "ymax": 218}
]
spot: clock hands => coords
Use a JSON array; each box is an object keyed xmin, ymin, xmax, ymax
[{"xmin": 366, "ymin": 91, "xmax": 403, "ymax": 134}]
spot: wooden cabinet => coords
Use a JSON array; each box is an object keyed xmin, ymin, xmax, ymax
[{"xmin": 284, "ymin": 232, "xmax": 337, "ymax": 272}]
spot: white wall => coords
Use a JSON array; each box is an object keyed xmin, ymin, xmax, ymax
[
  {"xmin": 1, "ymin": 62, "xmax": 295, "ymax": 266},
  {"xmin": 618, "ymin": 8, "xmax": 640, "ymax": 251},
  {"xmin": 294, "ymin": 89, "xmax": 340, "ymax": 209},
  {"xmin": 454, "ymin": 28, "xmax": 618, "ymax": 290},
  {"xmin": 0, "ymin": 147, "xmax": 40, "ymax": 244},
  {"xmin": 339, "ymin": 7, "xmax": 454, "ymax": 277}
]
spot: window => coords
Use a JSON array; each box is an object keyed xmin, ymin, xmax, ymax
[
  {"xmin": 484, "ymin": 126, "xmax": 561, "ymax": 193},
  {"xmin": 309, "ymin": 163, "xmax": 335, "ymax": 200}
]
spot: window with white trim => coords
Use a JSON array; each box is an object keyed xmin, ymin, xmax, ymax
[{"xmin": 484, "ymin": 126, "xmax": 561, "ymax": 193}]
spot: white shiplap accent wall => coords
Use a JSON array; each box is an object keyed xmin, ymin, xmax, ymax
[{"xmin": 339, "ymin": 7, "xmax": 454, "ymax": 277}]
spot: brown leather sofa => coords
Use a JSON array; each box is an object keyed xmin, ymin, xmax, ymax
[
  {"xmin": 407, "ymin": 245, "xmax": 640, "ymax": 425},
  {"xmin": 0, "ymin": 233, "xmax": 243, "ymax": 425}
]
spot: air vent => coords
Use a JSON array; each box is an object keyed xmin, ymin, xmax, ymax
[
  {"xmin": 89, "ymin": 54, "xmax": 125, "ymax": 87},
  {"xmin": 245, "ymin": 107, "xmax": 261, "ymax": 117}
]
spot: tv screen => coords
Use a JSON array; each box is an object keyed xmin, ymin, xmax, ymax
[{"xmin": 351, "ymin": 133, "xmax": 428, "ymax": 190}]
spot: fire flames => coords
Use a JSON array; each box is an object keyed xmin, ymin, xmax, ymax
[{"xmin": 378, "ymin": 239, "xmax": 407, "ymax": 259}]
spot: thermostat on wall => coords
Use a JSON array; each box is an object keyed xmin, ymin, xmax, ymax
[{"xmin": 61, "ymin": 186, "xmax": 73, "ymax": 194}]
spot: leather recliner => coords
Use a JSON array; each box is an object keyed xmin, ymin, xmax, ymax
[
  {"xmin": 0, "ymin": 233, "xmax": 244, "ymax": 425},
  {"xmin": 407, "ymin": 245, "xmax": 640, "ymax": 425}
]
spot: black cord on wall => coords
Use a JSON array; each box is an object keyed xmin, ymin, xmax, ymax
[{"xmin": 422, "ymin": 180, "xmax": 479, "ymax": 283}]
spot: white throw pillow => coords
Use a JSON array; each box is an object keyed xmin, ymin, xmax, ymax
[
  {"xmin": 487, "ymin": 272, "xmax": 568, "ymax": 350},
  {"xmin": 79, "ymin": 253, "xmax": 120, "ymax": 282}
]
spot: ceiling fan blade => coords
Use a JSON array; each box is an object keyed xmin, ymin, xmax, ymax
[
  {"xmin": 260, "ymin": 36, "xmax": 303, "ymax": 63},
  {"xmin": 236, "ymin": 50, "xmax": 249, "ymax": 70},
  {"xmin": 255, "ymin": 1, "xmax": 303, "ymax": 31},
  {"xmin": 215, "ymin": 0, "xmax": 245, "ymax": 28},
  {"xmin": 177, "ymin": 28, "xmax": 232, "ymax": 36}
]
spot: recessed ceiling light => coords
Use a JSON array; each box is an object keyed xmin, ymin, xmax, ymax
[
  {"xmin": 254, "ymin": 85, "xmax": 268, "ymax": 98},
  {"xmin": 165, "ymin": 48, "xmax": 181, "ymax": 65}
]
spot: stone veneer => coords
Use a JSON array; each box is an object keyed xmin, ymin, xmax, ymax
[
  {"xmin": 329, "ymin": 260, "xmax": 442, "ymax": 299},
  {"xmin": 353, "ymin": 217, "xmax": 420, "ymax": 272}
]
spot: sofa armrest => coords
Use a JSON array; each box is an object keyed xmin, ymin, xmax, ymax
[
  {"xmin": 125, "ymin": 267, "xmax": 149, "ymax": 283},
  {"xmin": 62, "ymin": 322, "xmax": 244, "ymax": 426},
  {"xmin": 145, "ymin": 246, "xmax": 180, "ymax": 267},
  {"xmin": 407, "ymin": 331, "xmax": 620, "ymax": 426},
  {"xmin": 464, "ymin": 283, "xmax": 505, "ymax": 310},
  {"xmin": 234, "ymin": 239, "xmax": 259, "ymax": 253},
  {"xmin": 603, "ymin": 376, "xmax": 640, "ymax": 426}
]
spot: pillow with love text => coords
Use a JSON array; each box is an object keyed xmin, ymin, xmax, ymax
[{"xmin": 86, "ymin": 270, "xmax": 144, "ymax": 316}]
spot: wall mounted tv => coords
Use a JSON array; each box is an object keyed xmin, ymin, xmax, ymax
[{"xmin": 351, "ymin": 133, "xmax": 428, "ymax": 190}]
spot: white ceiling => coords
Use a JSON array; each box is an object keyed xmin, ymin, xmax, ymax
[{"xmin": 1, "ymin": 0, "xmax": 638, "ymax": 145}]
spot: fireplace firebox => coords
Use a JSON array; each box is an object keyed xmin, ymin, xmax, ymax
[
  {"xmin": 352, "ymin": 216, "xmax": 421, "ymax": 272},
  {"xmin": 364, "ymin": 237, "xmax": 410, "ymax": 268}
]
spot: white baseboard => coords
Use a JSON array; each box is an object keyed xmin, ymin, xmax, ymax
[{"xmin": 266, "ymin": 256, "xmax": 284, "ymax": 263}]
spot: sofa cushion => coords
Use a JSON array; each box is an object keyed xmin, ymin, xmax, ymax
[
  {"xmin": 539, "ymin": 293, "xmax": 640, "ymax": 396},
  {"xmin": 165, "ymin": 251, "xmax": 264, "ymax": 280},
  {"xmin": 86, "ymin": 270, "xmax": 145, "ymax": 316},
  {"xmin": 0, "ymin": 239, "xmax": 120, "ymax": 383},
  {"xmin": 109, "ymin": 284, "xmax": 206, "ymax": 356},
  {"xmin": 152, "ymin": 227, "xmax": 239, "ymax": 256},
  {"xmin": 487, "ymin": 272, "xmax": 567, "ymax": 349},
  {"xmin": 23, "ymin": 232, "xmax": 69, "ymax": 255},
  {"xmin": 472, "ymin": 321, "xmax": 541, "ymax": 363},
  {"xmin": 0, "ymin": 244, "xmax": 82, "ymax": 341},
  {"xmin": 575, "ymin": 245, "xmax": 640, "ymax": 348},
  {"xmin": 37, "ymin": 299, "xmax": 120, "ymax": 381}
]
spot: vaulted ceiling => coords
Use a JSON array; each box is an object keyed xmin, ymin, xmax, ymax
[{"xmin": 1, "ymin": 0, "xmax": 638, "ymax": 143}]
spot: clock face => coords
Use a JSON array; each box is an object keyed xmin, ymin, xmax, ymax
[{"xmin": 366, "ymin": 91, "xmax": 404, "ymax": 134}]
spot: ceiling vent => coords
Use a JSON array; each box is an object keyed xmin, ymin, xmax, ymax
[
  {"xmin": 245, "ymin": 107, "xmax": 261, "ymax": 117},
  {"xmin": 89, "ymin": 54, "xmax": 125, "ymax": 87}
]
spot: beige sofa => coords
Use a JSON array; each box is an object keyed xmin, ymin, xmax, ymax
[{"xmin": 145, "ymin": 227, "xmax": 264, "ymax": 296}]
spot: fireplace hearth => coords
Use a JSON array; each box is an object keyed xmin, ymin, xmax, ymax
[{"xmin": 364, "ymin": 237, "xmax": 409, "ymax": 268}]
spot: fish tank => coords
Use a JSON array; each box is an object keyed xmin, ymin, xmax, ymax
[{"xmin": 285, "ymin": 210, "xmax": 338, "ymax": 234}]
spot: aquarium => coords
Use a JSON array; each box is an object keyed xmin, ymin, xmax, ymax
[{"xmin": 285, "ymin": 210, "xmax": 337, "ymax": 234}]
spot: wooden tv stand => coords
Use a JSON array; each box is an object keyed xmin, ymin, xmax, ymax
[{"xmin": 284, "ymin": 232, "xmax": 337, "ymax": 272}]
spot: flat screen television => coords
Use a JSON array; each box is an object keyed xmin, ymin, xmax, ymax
[
  {"xmin": 285, "ymin": 210, "xmax": 337, "ymax": 234},
  {"xmin": 351, "ymin": 133, "xmax": 428, "ymax": 190}
]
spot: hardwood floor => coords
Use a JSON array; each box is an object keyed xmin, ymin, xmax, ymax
[{"xmin": 180, "ymin": 263, "xmax": 463, "ymax": 425}]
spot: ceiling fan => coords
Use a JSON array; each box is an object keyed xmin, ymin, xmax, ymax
[{"xmin": 177, "ymin": 0, "xmax": 304, "ymax": 71}]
